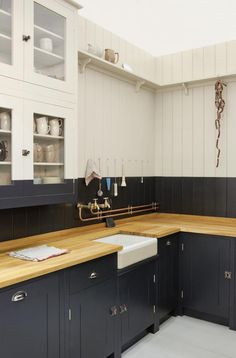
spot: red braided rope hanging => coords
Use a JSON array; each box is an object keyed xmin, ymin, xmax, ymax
[{"xmin": 215, "ymin": 79, "xmax": 226, "ymax": 168}]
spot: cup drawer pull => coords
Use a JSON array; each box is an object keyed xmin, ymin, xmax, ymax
[
  {"xmin": 11, "ymin": 291, "xmax": 27, "ymax": 302},
  {"xmin": 89, "ymin": 272, "xmax": 98, "ymax": 279}
]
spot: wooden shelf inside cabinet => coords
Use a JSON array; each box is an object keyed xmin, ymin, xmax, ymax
[
  {"xmin": 34, "ymin": 162, "xmax": 64, "ymax": 166},
  {"xmin": 34, "ymin": 47, "xmax": 64, "ymax": 68},
  {"xmin": 0, "ymin": 129, "xmax": 11, "ymax": 135},
  {"xmin": 78, "ymin": 49, "xmax": 159, "ymax": 92},
  {"xmin": 34, "ymin": 134, "xmax": 64, "ymax": 140},
  {"xmin": 0, "ymin": 161, "xmax": 11, "ymax": 165}
]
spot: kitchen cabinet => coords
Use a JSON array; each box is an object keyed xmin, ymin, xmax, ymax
[
  {"xmin": 180, "ymin": 233, "xmax": 232, "ymax": 325},
  {"xmin": 0, "ymin": 274, "xmax": 60, "ymax": 358},
  {"xmin": 0, "ymin": 0, "xmax": 76, "ymax": 93},
  {"xmin": 118, "ymin": 258, "xmax": 157, "ymax": 349},
  {"xmin": 66, "ymin": 254, "xmax": 119, "ymax": 358},
  {"xmin": 0, "ymin": 96, "xmax": 76, "ymax": 208},
  {"xmin": 158, "ymin": 234, "xmax": 179, "ymax": 324}
]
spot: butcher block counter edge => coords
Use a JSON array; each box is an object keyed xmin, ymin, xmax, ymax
[{"xmin": 1, "ymin": 212, "xmax": 236, "ymax": 289}]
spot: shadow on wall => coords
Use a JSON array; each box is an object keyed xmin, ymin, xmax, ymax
[{"xmin": 0, "ymin": 177, "xmax": 155, "ymax": 242}]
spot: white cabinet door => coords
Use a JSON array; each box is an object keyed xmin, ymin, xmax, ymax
[
  {"xmin": 0, "ymin": 94, "xmax": 23, "ymax": 183},
  {"xmin": 23, "ymin": 100, "xmax": 75, "ymax": 182},
  {"xmin": 0, "ymin": 0, "xmax": 24, "ymax": 79},
  {"xmin": 24, "ymin": 0, "xmax": 76, "ymax": 93}
]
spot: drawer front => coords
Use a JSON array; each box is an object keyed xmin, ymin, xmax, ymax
[{"xmin": 69, "ymin": 254, "xmax": 117, "ymax": 293}]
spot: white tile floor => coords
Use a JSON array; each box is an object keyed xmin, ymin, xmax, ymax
[{"xmin": 122, "ymin": 316, "xmax": 236, "ymax": 358}]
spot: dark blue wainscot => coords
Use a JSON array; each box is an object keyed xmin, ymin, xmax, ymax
[{"xmin": 0, "ymin": 179, "xmax": 77, "ymax": 209}]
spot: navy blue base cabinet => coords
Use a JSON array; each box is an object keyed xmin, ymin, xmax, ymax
[
  {"xmin": 118, "ymin": 258, "xmax": 157, "ymax": 350},
  {"xmin": 0, "ymin": 274, "xmax": 60, "ymax": 358},
  {"xmin": 65, "ymin": 254, "xmax": 119, "ymax": 358},
  {"xmin": 180, "ymin": 233, "xmax": 234, "ymax": 327},
  {"xmin": 158, "ymin": 234, "xmax": 179, "ymax": 324}
]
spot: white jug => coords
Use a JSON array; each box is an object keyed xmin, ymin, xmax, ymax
[{"xmin": 36, "ymin": 117, "xmax": 50, "ymax": 135}]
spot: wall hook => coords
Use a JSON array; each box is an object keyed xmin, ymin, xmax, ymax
[{"xmin": 182, "ymin": 83, "xmax": 189, "ymax": 96}]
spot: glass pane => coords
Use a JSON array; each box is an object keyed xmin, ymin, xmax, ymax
[
  {"xmin": 33, "ymin": 113, "xmax": 65, "ymax": 184},
  {"xmin": 0, "ymin": 107, "xmax": 12, "ymax": 185},
  {"xmin": 0, "ymin": 0, "xmax": 12, "ymax": 65},
  {"xmin": 34, "ymin": 2, "xmax": 65, "ymax": 81}
]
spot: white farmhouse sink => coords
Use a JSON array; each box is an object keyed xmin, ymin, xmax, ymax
[{"xmin": 95, "ymin": 234, "xmax": 158, "ymax": 269}]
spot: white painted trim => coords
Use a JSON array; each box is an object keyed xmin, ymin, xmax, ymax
[{"xmin": 64, "ymin": 0, "xmax": 83, "ymax": 9}]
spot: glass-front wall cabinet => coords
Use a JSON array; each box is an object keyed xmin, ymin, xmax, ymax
[
  {"xmin": 33, "ymin": 113, "xmax": 65, "ymax": 184},
  {"xmin": 0, "ymin": 107, "xmax": 12, "ymax": 185},
  {"xmin": 0, "ymin": 0, "xmax": 12, "ymax": 66},
  {"xmin": 33, "ymin": 2, "xmax": 65, "ymax": 81}
]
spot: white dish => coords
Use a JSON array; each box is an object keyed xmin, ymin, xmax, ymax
[{"xmin": 95, "ymin": 234, "xmax": 157, "ymax": 269}]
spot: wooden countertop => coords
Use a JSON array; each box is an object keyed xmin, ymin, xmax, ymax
[{"xmin": 1, "ymin": 212, "xmax": 236, "ymax": 289}]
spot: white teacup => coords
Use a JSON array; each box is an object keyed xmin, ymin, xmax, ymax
[
  {"xmin": 0, "ymin": 112, "xmax": 11, "ymax": 130},
  {"xmin": 36, "ymin": 116, "xmax": 50, "ymax": 135}
]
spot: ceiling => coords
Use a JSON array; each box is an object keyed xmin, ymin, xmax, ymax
[{"xmin": 78, "ymin": 0, "xmax": 236, "ymax": 56}]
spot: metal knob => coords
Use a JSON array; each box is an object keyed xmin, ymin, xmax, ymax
[
  {"xmin": 89, "ymin": 272, "xmax": 97, "ymax": 279},
  {"xmin": 22, "ymin": 35, "xmax": 31, "ymax": 42},
  {"xmin": 166, "ymin": 240, "xmax": 171, "ymax": 246},
  {"xmin": 109, "ymin": 305, "xmax": 118, "ymax": 316},
  {"xmin": 119, "ymin": 304, "xmax": 128, "ymax": 314},
  {"xmin": 22, "ymin": 149, "xmax": 30, "ymax": 156},
  {"xmin": 11, "ymin": 291, "xmax": 27, "ymax": 302}
]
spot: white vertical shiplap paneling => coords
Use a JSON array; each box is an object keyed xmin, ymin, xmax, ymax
[
  {"xmin": 193, "ymin": 48, "xmax": 204, "ymax": 80},
  {"xmin": 215, "ymin": 42, "xmax": 227, "ymax": 76},
  {"xmin": 227, "ymin": 40, "xmax": 236, "ymax": 75},
  {"xmin": 162, "ymin": 55, "xmax": 172, "ymax": 85},
  {"xmin": 77, "ymin": 68, "xmax": 155, "ymax": 178},
  {"xmin": 162, "ymin": 92, "xmax": 173, "ymax": 175},
  {"xmin": 226, "ymin": 83, "xmax": 236, "ymax": 177},
  {"xmin": 182, "ymin": 88, "xmax": 193, "ymax": 176},
  {"xmin": 172, "ymin": 90, "xmax": 183, "ymax": 176},
  {"xmin": 192, "ymin": 87, "xmax": 204, "ymax": 176},
  {"xmin": 172, "ymin": 53, "xmax": 182, "ymax": 84},
  {"xmin": 78, "ymin": 15, "xmax": 87, "ymax": 51},
  {"xmin": 154, "ymin": 92, "xmax": 163, "ymax": 176},
  {"xmin": 203, "ymin": 45, "xmax": 215, "ymax": 79},
  {"xmin": 155, "ymin": 57, "xmax": 162, "ymax": 85},
  {"xmin": 204, "ymin": 85, "xmax": 216, "ymax": 177},
  {"xmin": 182, "ymin": 50, "xmax": 193, "ymax": 83},
  {"xmin": 155, "ymin": 80, "xmax": 234, "ymax": 178}
]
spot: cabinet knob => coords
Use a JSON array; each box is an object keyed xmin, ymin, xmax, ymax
[
  {"xmin": 119, "ymin": 304, "xmax": 128, "ymax": 314},
  {"xmin": 22, "ymin": 35, "xmax": 31, "ymax": 42},
  {"xmin": 166, "ymin": 240, "xmax": 171, "ymax": 246},
  {"xmin": 11, "ymin": 291, "xmax": 27, "ymax": 302},
  {"xmin": 109, "ymin": 305, "xmax": 118, "ymax": 316},
  {"xmin": 22, "ymin": 149, "xmax": 30, "ymax": 156},
  {"xmin": 224, "ymin": 271, "xmax": 232, "ymax": 280},
  {"xmin": 89, "ymin": 272, "xmax": 97, "ymax": 279}
]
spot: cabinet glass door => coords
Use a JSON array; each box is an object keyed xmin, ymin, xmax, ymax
[
  {"xmin": 0, "ymin": 0, "xmax": 12, "ymax": 66},
  {"xmin": 0, "ymin": 107, "xmax": 12, "ymax": 185},
  {"xmin": 0, "ymin": 0, "xmax": 23, "ymax": 78},
  {"xmin": 24, "ymin": 0, "xmax": 75, "ymax": 92},
  {"xmin": 33, "ymin": 113, "xmax": 65, "ymax": 184},
  {"xmin": 33, "ymin": 2, "xmax": 65, "ymax": 81}
]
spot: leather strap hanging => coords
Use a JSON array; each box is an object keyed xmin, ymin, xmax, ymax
[{"xmin": 215, "ymin": 79, "xmax": 226, "ymax": 168}]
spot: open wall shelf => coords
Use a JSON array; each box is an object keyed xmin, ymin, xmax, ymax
[{"xmin": 78, "ymin": 49, "xmax": 160, "ymax": 92}]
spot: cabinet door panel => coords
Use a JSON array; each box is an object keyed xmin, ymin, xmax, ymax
[
  {"xmin": 182, "ymin": 234, "xmax": 231, "ymax": 320},
  {"xmin": 158, "ymin": 235, "xmax": 179, "ymax": 322},
  {"xmin": 24, "ymin": 0, "xmax": 75, "ymax": 93},
  {"xmin": 0, "ymin": 275, "xmax": 60, "ymax": 358},
  {"xmin": 0, "ymin": 0, "xmax": 24, "ymax": 79},
  {"xmin": 69, "ymin": 279, "xmax": 117, "ymax": 358},
  {"xmin": 119, "ymin": 261, "xmax": 155, "ymax": 346}
]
